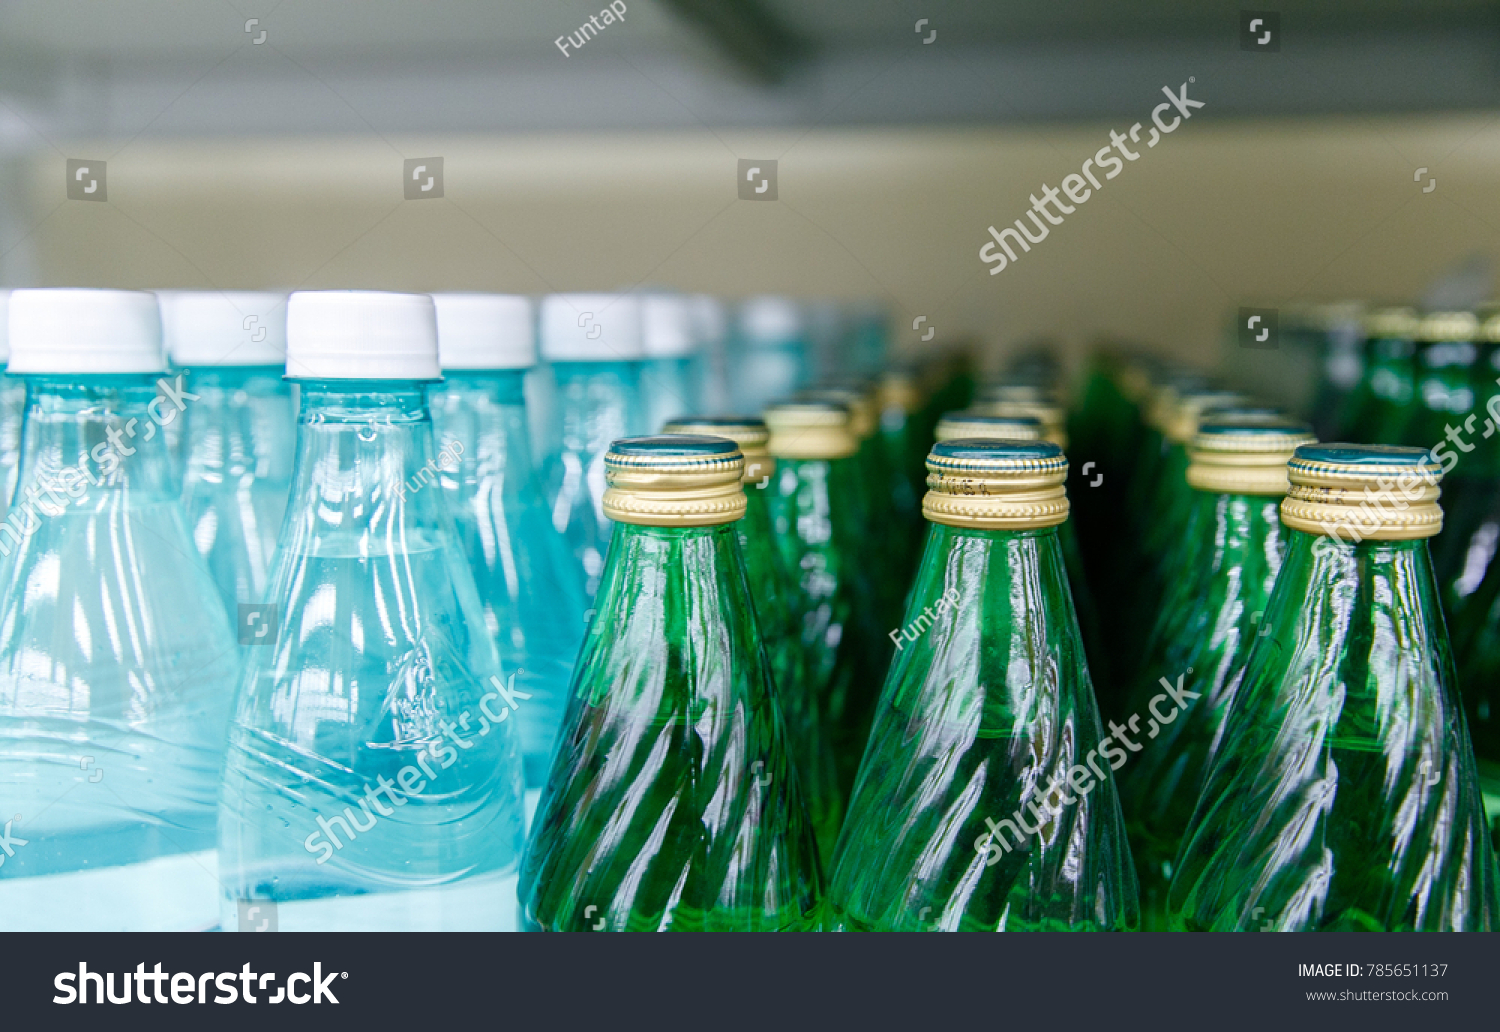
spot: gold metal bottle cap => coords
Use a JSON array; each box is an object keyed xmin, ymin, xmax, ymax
[
  {"xmin": 1415, "ymin": 311, "xmax": 1479, "ymax": 342},
  {"xmin": 971, "ymin": 399, "xmax": 1067, "ymax": 448},
  {"xmin": 877, "ymin": 370, "xmax": 922, "ymax": 415},
  {"xmin": 602, "ymin": 435, "xmax": 747, "ymax": 526},
  {"xmin": 935, "ymin": 410, "xmax": 1044, "ymax": 443},
  {"xmin": 1364, "ymin": 306, "xmax": 1419, "ymax": 339},
  {"xmin": 922, "ymin": 439, "xmax": 1070, "ymax": 530},
  {"xmin": 662, "ymin": 416, "xmax": 775, "ymax": 484},
  {"xmin": 1186, "ymin": 418, "xmax": 1316, "ymax": 496},
  {"xmin": 1163, "ymin": 391, "xmax": 1250, "ymax": 444},
  {"xmin": 798, "ymin": 388, "xmax": 876, "ymax": 439},
  {"xmin": 764, "ymin": 401, "xmax": 859, "ymax": 460},
  {"xmin": 1279, "ymin": 443, "xmax": 1443, "ymax": 541}
]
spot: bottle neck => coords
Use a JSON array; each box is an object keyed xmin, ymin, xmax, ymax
[
  {"xmin": 181, "ymin": 365, "xmax": 295, "ymax": 483},
  {"xmin": 11, "ymin": 374, "xmax": 183, "ymax": 515},
  {"xmin": 590, "ymin": 521, "xmax": 742, "ymax": 653},
  {"xmin": 284, "ymin": 380, "xmax": 451, "ymax": 552},
  {"xmin": 552, "ymin": 361, "xmax": 641, "ymax": 454},
  {"xmin": 430, "ymin": 370, "xmax": 534, "ymax": 493}
]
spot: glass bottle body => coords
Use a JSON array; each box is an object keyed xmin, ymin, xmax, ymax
[
  {"xmin": 826, "ymin": 523, "xmax": 1138, "ymax": 931},
  {"xmin": 1169, "ymin": 531, "xmax": 1498, "ymax": 931},
  {"xmin": 1122, "ymin": 491, "xmax": 1287, "ymax": 929},
  {"xmin": 519, "ymin": 522, "xmax": 820, "ymax": 931}
]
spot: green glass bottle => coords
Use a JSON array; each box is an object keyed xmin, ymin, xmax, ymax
[
  {"xmin": 1121, "ymin": 417, "xmax": 1314, "ymax": 930},
  {"xmin": 518, "ymin": 435, "xmax": 820, "ymax": 931},
  {"xmin": 1407, "ymin": 311, "xmax": 1500, "ymax": 621},
  {"xmin": 1456, "ymin": 578, "xmax": 1500, "ymax": 851},
  {"xmin": 824, "ymin": 439, "xmax": 1138, "ymax": 931},
  {"xmin": 763, "ymin": 401, "xmax": 887, "ymax": 856},
  {"xmin": 1339, "ymin": 307, "xmax": 1420, "ymax": 444},
  {"xmin": 661, "ymin": 416, "xmax": 816, "ymax": 833},
  {"xmin": 1169, "ymin": 444, "xmax": 1498, "ymax": 930}
]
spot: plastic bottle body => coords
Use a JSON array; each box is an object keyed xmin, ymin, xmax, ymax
[
  {"xmin": 179, "ymin": 366, "xmax": 295, "ymax": 614},
  {"xmin": 430, "ymin": 371, "xmax": 585, "ymax": 787},
  {"xmin": 0, "ymin": 374, "xmax": 238, "ymax": 931},
  {"xmin": 217, "ymin": 380, "xmax": 526, "ymax": 931}
]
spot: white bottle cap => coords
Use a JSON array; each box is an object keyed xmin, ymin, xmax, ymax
[
  {"xmin": 690, "ymin": 295, "xmax": 726, "ymax": 346},
  {"xmin": 739, "ymin": 295, "xmax": 803, "ymax": 348},
  {"xmin": 285, "ymin": 291, "xmax": 441, "ymax": 380},
  {"xmin": 432, "ymin": 293, "xmax": 536, "ymax": 370},
  {"xmin": 539, "ymin": 294, "xmax": 643, "ymax": 362},
  {"xmin": 160, "ymin": 291, "xmax": 287, "ymax": 367},
  {"xmin": 641, "ymin": 295, "xmax": 698, "ymax": 359},
  {"xmin": 7, "ymin": 288, "xmax": 166, "ymax": 374},
  {"xmin": 0, "ymin": 289, "xmax": 10, "ymax": 363}
]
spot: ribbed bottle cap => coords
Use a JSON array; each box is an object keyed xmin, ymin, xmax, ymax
[
  {"xmin": 1161, "ymin": 391, "xmax": 1251, "ymax": 444},
  {"xmin": 798, "ymin": 388, "xmax": 876, "ymax": 439},
  {"xmin": 1364, "ymin": 306, "xmax": 1419, "ymax": 339},
  {"xmin": 1187, "ymin": 418, "xmax": 1316, "ymax": 496},
  {"xmin": 1280, "ymin": 443, "xmax": 1443, "ymax": 541},
  {"xmin": 540, "ymin": 294, "xmax": 644, "ymax": 362},
  {"xmin": 971, "ymin": 398, "xmax": 1067, "ymax": 448},
  {"xmin": 935, "ymin": 411, "xmax": 1043, "ymax": 443},
  {"xmin": 923, "ymin": 440, "xmax": 1070, "ymax": 530},
  {"xmin": 284, "ymin": 291, "xmax": 439, "ymax": 380},
  {"xmin": 431, "ymin": 293, "xmax": 535, "ymax": 370},
  {"xmin": 7, "ymin": 288, "xmax": 166, "ymax": 374},
  {"xmin": 1415, "ymin": 310, "xmax": 1479, "ymax": 342},
  {"xmin": 161, "ymin": 291, "xmax": 287, "ymax": 366},
  {"xmin": 764, "ymin": 401, "xmax": 858, "ymax": 460},
  {"xmin": 662, "ymin": 417, "xmax": 773, "ymax": 484},
  {"xmin": 877, "ymin": 369, "xmax": 922, "ymax": 414},
  {"xmin": 641, "ymin": 295, "xmax": 698, "ymax": 358},
  {"xmin": 739, "ymin": 296, "xmax": 802, "ymax": 347},
  {"xmin": 602, "ymin": 434, "xmax": 747, "ymax": 526}
]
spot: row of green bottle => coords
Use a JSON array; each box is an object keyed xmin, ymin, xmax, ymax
[{"xmin": 518, "ymin": 333, "xmax": 1498, "ymax": 930}]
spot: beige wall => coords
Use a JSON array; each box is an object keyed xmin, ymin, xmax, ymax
[{"xmin": 20, "ymin": 113, "xmax": 1500, "ymax": 372}]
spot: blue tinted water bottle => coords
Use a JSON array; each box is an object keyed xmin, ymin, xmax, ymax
[
  {"xmin": 731, "ymin": 296, "xmax": 809, "ymax": 414},
  {"xmin": 0, "ymin": 288, "xmax": 238, "ymax": 931},
  {"xmin": 639, "ymin": 294, "xmax": 701, "ymax": 434},
  {"xmin": 539, "ymin": 293, "xmax": 645, "ymax": 596},
  {"xmin": 430, "ymin": 293, "xmax": 586, "ymax": 788},
  {"xmin": 162, "ymin": 291, "xmax": 295, "ymax": 615},
  {"xmin": 0, "ymin": 291, "xmax": 25, "ymax": 508},
  {"xmin": 218, "ymin": 291, "xmax": 525, "ymax": 931}
]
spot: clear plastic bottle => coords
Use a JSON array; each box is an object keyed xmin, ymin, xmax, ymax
[
  {"xmin": 162, "ymin": 291, "xmax": 295, "ymax": 617},
  {"xmin": 0, "ymin": 289, "xmax": 238, "ymax": 931},
  {"xmin": 0, "ymin": 290, "xmax": 26, "ymax": 509},
  {"xmin": 639, "ymin": 294, "xmax": 700, "ymax": 436},
  {"xmin": 218, "ymin": 291, "xmax": 526, "ymax": 931},
  {"xmin": 430, "ymin": 293, "xmax": 586, "ymax": 788},
  {"xmin": 539, "ymin": 294, "xmax": 646, "ymax": 597},
  {"xmin": 731, "ymin": 297, "xmax": 809, "ymax": 415}
]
